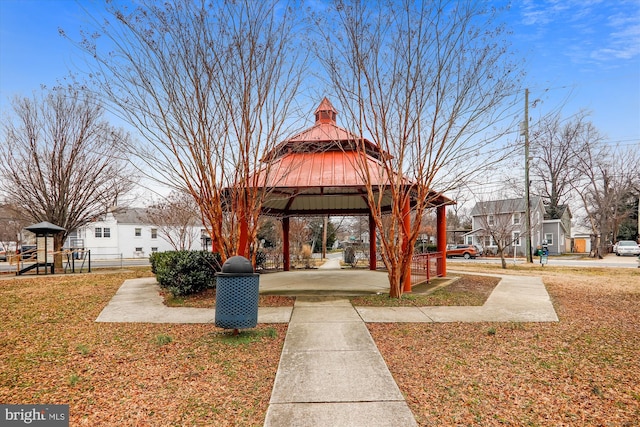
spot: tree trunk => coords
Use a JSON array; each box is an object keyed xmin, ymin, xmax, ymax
[{"xmin": 54, "ymin": 234, "xmax": 65, "ymax": 272}]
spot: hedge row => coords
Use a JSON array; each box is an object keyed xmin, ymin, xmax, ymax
[{"xmin": 149, "ymin": 251, "xmax": 222, "ymax": 297}]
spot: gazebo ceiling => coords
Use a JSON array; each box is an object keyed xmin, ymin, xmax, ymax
[{"xmin": 252, "ymin": 97, "xmax": 452, "ymax": 217}]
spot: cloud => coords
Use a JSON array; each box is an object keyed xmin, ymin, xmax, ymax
[
  {"xmin": 591, "ymin": 12, "xmax": 640, "ymax": 61},
  {"xmin": 518, "ymin": 0, "xmax": 639, "ymax": 65}
]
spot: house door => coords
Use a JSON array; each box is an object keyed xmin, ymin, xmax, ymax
[{"xmin": 574, "ymin": 238, "xmax": 586, "ymax": 253}]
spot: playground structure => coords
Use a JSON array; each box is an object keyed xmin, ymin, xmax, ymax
[{"xmin": 11, "ymin": 221, "xmax": 91, "ymax": 276}]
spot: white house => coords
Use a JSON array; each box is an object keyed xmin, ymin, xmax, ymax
[{"xmin": 65, "ymin": 208, "xmax": 206, "ymax": 259}]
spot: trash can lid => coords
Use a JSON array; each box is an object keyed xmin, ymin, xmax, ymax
[{"xmin": 221, "ymin": 255, "xmax": 254, "ymax": 274}]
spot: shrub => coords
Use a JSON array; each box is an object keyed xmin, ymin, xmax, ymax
[{"xmin": 150, "ymin": 251, "xmax": 222, "ymax": 297}]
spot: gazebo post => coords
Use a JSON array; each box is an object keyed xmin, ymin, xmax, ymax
[
  {"xmin": 238, "ymin": 215, "xmax": 249, "ymax": 258},
  {"xmin": 369, "ymin": 213, "xmax": 376, "ymax": 270},
  {"xmin": 437, "ymin": 204, "xmax": 447, "ymax": 277},
  {"xmin": 402, "ymin": 197, "xmax": 412, "ymax": 293},
  {"xmin": 282, "ymin": 217, "xmax": 290, "ymax": 271}
]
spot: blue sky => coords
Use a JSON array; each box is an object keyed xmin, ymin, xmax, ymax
[{"xmin": 1, "ymin": 0, "xmax": 639, "ymax": 148}]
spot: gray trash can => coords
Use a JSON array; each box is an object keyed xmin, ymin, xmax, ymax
[
  {"xmin": 215, "ymin": 256, "xmax": 259, "ymax": 330},
  {"xmin": 344, "ymin": 246, "xmax": 355, "ymax": 264}
]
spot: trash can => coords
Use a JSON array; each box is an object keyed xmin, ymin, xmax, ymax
[
  {"xmin": 344, "ymin": 246, "xmax": 355, "ymax": 264},
  {"xmin": 215, "ymin": 256, "xmax": 260, "ymax": 330}
]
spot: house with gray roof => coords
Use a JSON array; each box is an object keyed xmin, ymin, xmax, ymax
[
  {"xmin": 65, "ymin": 207, "xmax": 206, "ymax": 259},
  {"xmin": 465, "ymin": 197, "xmax": 572, "ymax": 256},
  {"xmin": 465, "ymin": 197, "xmax": 545, "ymax": 257}
]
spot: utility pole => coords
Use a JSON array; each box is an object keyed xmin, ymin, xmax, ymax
[{"xmin": 524, "ymin": 88, "xmax": 533, "ymax": 263}]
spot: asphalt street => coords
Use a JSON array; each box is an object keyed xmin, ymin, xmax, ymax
[{"xmin": 1, "ymin": 252, "xmax": 638, "ymax": 275}]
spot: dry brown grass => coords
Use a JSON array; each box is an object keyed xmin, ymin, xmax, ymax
[
  {"xmin": 0, "ymin": 270, "xmax": 286, "ymax": 426},
  {"xmin": 350, "ymin": 275, "xmax": 500, "ymax": 307}
]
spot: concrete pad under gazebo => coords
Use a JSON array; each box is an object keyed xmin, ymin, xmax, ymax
[{"xmin": 244, "ymin": 98, "xmax": 453, "ymax": 291}]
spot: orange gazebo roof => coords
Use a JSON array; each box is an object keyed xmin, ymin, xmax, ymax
[{"xmin": 251, "ymin": 98, "xmax": 451, "ymax": 216}]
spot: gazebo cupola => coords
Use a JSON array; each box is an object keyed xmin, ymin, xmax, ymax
[
  {"xmin": 263, "ymin": 97, "xmax": 383, "ymax": 162},
  {"xmin": 315, "ymin": 97, "xmax": 337, "ymax": 124}
]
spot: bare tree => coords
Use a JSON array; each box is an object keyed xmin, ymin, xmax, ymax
[
  {"xmin": 572, "ymin": 137, "xmax": 639, "ymax": 258},
  {"xmin": 0, "ymin": 88, "xmax": 134, "ymax": 266},
  {"xmin": 315, "ymin": 1, "xmax": 522, "ymax": 296},
  {"xmin": 66, "ymin": 0, "xmax": 308, "ymax": 263},
  {"xmin": 146, "ymin": 191, "xmax": 202, "ymax": 251},
  {"xmin": 530, "ymin": 111, "xmax": 589, "ymax": 218}
]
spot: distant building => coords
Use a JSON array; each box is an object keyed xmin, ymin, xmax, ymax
[
  {"xmin": 465, "ymin": 197, "xmax": 572, "ymax": 256},
  {"xmin": 571, "ymin": 226, "xmax": 592, "ymax": 254},
  {"xmin": 65, "ymin": 207, "xmax": 206, "ymax": 259},
  {"xmin": 542, "ymin": 205, "xmax": 572, "ymax": 255},
  {"xmin": 466, "ymin": 197, "xmax": 545, "ymax": 256}
]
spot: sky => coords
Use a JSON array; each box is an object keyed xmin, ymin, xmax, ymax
[{"xmin": 1, "ymin": 1, "xmax": 638, "ymax": 166}]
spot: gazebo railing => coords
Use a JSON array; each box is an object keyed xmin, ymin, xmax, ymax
[{"xmin": 411, "ymin": 252, "xmax": 444, "ymax": 285}]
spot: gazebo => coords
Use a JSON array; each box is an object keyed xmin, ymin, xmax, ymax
[{"xmin": 253, "ymin": 98, "xmax": 452, "ymax": 291}]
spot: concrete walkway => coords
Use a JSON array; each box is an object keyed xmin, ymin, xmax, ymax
[
  {"xmin": 95, "ymin": 268, "xmax": 558, "ymax": 426},
  {"xmin": 264, "ymin": 297, "xmax": 417, "ymax": 426}
]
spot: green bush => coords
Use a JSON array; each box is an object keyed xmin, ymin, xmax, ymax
[{"xmin": 149, "ymin": 251, "xmax": 222, "ymax": 297}]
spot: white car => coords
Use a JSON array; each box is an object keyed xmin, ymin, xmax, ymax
[{"xmin": 615, "ymin": 240, "xmax": 640, "ymax": 256}]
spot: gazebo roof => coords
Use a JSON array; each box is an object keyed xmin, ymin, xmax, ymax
[{"xmin": 254, "ymin": 98, "xmax": 452, "ymax": 216}]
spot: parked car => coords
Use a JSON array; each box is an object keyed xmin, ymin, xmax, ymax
[
  {"xmin": 615, "ymin": 240, "xmax": 640, "ymax": 256},
  {"xmin": 0, "ymin": 247, "xmax": 7, "ymax": 262},
  {"xmin": 446, "ymin": 244, "xmax": 478, "ymax": 259}
]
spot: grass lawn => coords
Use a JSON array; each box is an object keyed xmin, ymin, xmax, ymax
[
  {"xmin": 1, "ymin": 264, "xmax": 638, "ymax": 426},
  {"xmin": 0, "ymin": 269, "xmax": 286, "ymax": 426}
]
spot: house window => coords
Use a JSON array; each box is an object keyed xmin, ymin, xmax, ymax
[
  {"xmin": 103, "ymin": 227, "xmax": 111, "ymax": 238},
  {"xmin": 135, "ymin": 228, "xmax": 142, "ymax": 237},
  {"xmin": 95, "ymin": 227, "xmax": 102, "ymax": 238},
  {"xmin": 151, "ymin": 228, "xmax": 157, "ymax": 239},
  {"xmin": 545, "ymin": 233, "xmax": 553, "ymax": 245},
  {"xmin": 135, "ymin": 247, "xmax": 143, "ymax": 252},
  {"xmin": 151, "ymin": 247, "xmax": 158, "ymax": 253},
  {"xmin": 488, "ymin": 215, "xmax": 495, "ymax": 226},
  {"xmin": 513, "ymin": 232, "xmax": 521, "ymax": 246},
  {"xmin": 513, "ymin": 212, "xmax": 521, "ymax": 225},
  {"xmin": 466, "ymin": 236, "xmax": 473, "ymax": 245}
]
